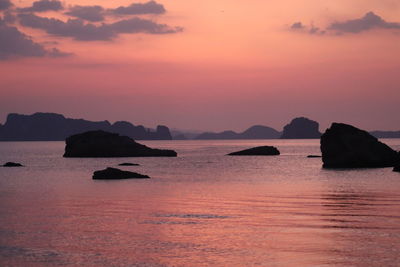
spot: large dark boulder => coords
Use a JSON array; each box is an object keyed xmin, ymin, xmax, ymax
[
  {"xmin": 93, "ymin": 167, "xmax": 149, "ymax": 179},
  {"xmin": 3, "ymin": 162, "xmax": 23, "ymax": 167},
  {"xmin": 63, "ymin": 130, "xmax": 177, "ymax": 157},
  {"xmin": 321, "ymin": 123, "xmax": 399, "ymax": 168},
  {"xmin": 228, "ymin": 146, "xmax": 280, "ymax": 156},
  {"xmin": 281, "ymin": 117, "xmax": 321, "ymax": 139}
]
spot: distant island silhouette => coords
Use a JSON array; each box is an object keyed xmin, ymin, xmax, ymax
[
  {"xmin": 0, "ymin": 113, "xmax": 172, "ymax": 141},
  {"xmin": 280, "ymin": 117, "xmax": 321, "ymax": 139},
  {"xmin": 0, "ymin": 112, "xmax": 398, "ymax": 141},
  {"xmin": 195, "ymin": 125, "xmax": 281, "ymax": 140}
]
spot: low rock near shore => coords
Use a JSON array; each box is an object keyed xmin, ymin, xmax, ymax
[
  {"xmin": 394, "ymin": 165, "xmax": 400, "ymax": 172},
  {"xmin": 3, "ymin": 162, "xmax": 23, "ymax": 167},
  {"xmin": 321, "ymin": 123, "xmax": 399, "ymax": 168},
  {"xmin": 63, "ymin": 130, "xmax": 177, "ymax": 158},
  {"xmin": 118, "ymin": 163, "xmax": 140, "ymax": 166},
  {"xmin": 228, "ymin": 146, "xmax": 280, "ymax": 156},
  {"xmin": 93, "ymin": 167, "xmax": 149, "ymax": 179},
  {"xmin": 394, "ymin": 158, "xmax": 400, "ymax": 172}
]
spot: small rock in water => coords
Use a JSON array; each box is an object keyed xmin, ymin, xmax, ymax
[
  {"xmin": 93, "ymin": 167, "xmax": 149, "ymax": 179},
  {"xmin": 307, "ymin": 155, "xmax": 322, "ymax": 158},
  {"xmin": 118, "ymin": 163, "xmax": 140, "ymax": 166},
  {"xmin": 3, "ymin": 162, "xmax": 23, "ymax": 167},
  {"xmin": 228, "ymin": 146, "xmax": 280, "ymax": 156}
]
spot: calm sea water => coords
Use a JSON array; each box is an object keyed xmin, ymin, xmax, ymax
[{"xmin": 0, "ymin": 139, "xmax": 399, "ymax": 267}]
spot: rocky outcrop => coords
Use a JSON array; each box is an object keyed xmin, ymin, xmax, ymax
[
  {"xmin": 281, "ymin": 117, "xmax": 321, "ymax": 139},
  {"xmin": 63, "ymin": 130, "xmax": 177, "ymax": 157},
  {"xmin": 3, "ymin": 162, "xmax": 23, "ymax": 167},
  {"xmin": 228, "ymin": 146, "xmax": 280, "ymax": 156},
  {"xmin": 321, "ymin": 123, "xmax": 399, "ymax": 168},
  {"xmin": 93, "ymin": 167, "xmax": 149, "ymax": 179},
  {"xmin": 0, "ymin": 112, "xmax": 173, "ymax": 141},
  {"xmin": 152, "ymin": 126, "xmax": 172, "ymax": 140}
]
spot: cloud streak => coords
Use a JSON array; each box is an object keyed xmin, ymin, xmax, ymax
[
  {"xmin": 18, "ymin": 13, "xmax": 183, "ymax": 41},
  {"xmin": 18, "ymin": 0, "xmax": 63, "ymax": 12},
  {"xmin": 112, "ymin": 1, "xmax": 165, "ymax": 15},
  {"xmin": 290, "ymin": 12, "xmax": 400, "ymax": 35},
  {"xmin": 65, "ymin": 5, "xmax": 105, "ymax": 22},
  {"xmin": 328, "ymin": 12, "xmax": 400, "ymax": 33},
  {"xmin": 0, "ymin": 19, "xmax": 70, "ymax": 60}
]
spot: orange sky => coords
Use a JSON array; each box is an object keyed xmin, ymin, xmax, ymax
[{"xmin": 0, "ymin": 0, "xmax": 399, "ymax": 131}]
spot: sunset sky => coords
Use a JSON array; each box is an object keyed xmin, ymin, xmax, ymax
[{"xmin": 1, "ymin": 0, "xmax": 399, "ymax": 132}]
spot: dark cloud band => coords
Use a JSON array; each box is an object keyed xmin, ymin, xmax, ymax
[
  {"xmin": 18, "ymin": 13, "xmax": 182, "ymax": 41},
  {"xmin": 0, "ymin": 19, "xmax": 69, "ymax": 60},
  {"xmin": 290, "ymin": 12, "xmax": 400, "ymax": 35},
  {"xmin": 18, "ymin": 0, "xmax": 63, "ymax": 12},
  {"xmin": 112, "ymin": 1, "xmax": 166, "ymax": 15}
]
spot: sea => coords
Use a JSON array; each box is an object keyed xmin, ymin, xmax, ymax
[{"xmin": 0, "ymin": 139, "xmax": 399, "ymax": 267}]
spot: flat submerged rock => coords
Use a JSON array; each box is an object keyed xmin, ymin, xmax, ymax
[
  {"xmin": 228, "ymin": 146, "xmax": 280, "ymax": 156},
  {"xmin": 3, "ymin": 162, "xmax": 23, "ymax": 167},
  {"xmin": 92, "ymin": 167, "xmax": 149, "ymax": 179},
  {"xmin": 118, "ymin": 163, "xmax": 140, "ymax": 166}
]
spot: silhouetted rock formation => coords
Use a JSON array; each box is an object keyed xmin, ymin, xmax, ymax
[
  {"xmin": 93, "ymin": 167, "xmax": 149, "ymax": 179},
  {"xmin": 228, "ymin": 146, "xmax": 280, "ymax": 156},
  {"xmin": 63, "ymin": 130, "xmax": 177, "ymax": 158},
  {"xmin": 307, "ymin": 155, "xmax": 322, "ymax": 158},
  {"xmin": 0, "ymin": 112, "xmax": 172, "ymax": 141},
  {"xmin": 152, "ymin": 126, "xmax": 172, "ymax": 140},
  {"xmin": 109, "ymin": 121, "xmax": 147, "ymax": 140},
  {"xmin": 281, "ymin": 117, "xmax": 321, "ymax": 139},
  {"xmin": 321, "ymin": 123, "xmax": 399, "ymax": 168},
  {"xmin": 196, "ymin": 125, "xmax": 280, "ymax": 140},
  {"xmin": 3, "ymin": 162, "xmax": 23, "ymax": 167},
  {"xmin": 370, "ymin": 131, "xmax": 400, "ymax": 139},
  {"xmin": 118, "ymin": 163, "xmax": 140, "ymax": 166}
]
